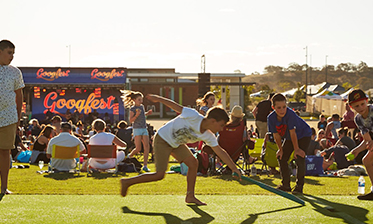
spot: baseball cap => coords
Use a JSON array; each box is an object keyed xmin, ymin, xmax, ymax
[{"xmin": 348, "ymin": 89, "xmax": 368, "ymax": 104}]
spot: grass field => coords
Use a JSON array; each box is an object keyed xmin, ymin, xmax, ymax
[{"xmin": 2, "ymin": 162, "xmax": 373, "ymax": 223}]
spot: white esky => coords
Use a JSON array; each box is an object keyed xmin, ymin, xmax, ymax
[{"xmin": 3, "ymin": 0, "xmax": 373, "ymax": 74}]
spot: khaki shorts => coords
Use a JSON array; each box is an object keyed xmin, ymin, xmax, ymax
[
  {"xmin": 153, "ymin": 133, "xmax": 194, "ymax": 172},
  {"xmin": 0, "ymin": 123, "xmax": 17, "ymax": 150}
]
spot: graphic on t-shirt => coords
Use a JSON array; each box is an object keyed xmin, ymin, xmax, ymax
[
  {"xmin": 173, "ymin": 127, "xmax": 198, "ymax": 144},
  {"xmin": 276, "ymin": 124, "xmax": 287, "ymax": 137}
]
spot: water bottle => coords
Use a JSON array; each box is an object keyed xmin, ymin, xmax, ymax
[
  {"xmin": 251, "ymin": 164, "xmax": 257, "ymax": 176},
  {"xmin": 358, "ymin": 176, "xmax": 365, "ymax": 194}
]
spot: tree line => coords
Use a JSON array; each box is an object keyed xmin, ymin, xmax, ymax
[{"xmin": 242, "ymin": 61, "xmax": 373, "ymax": 93}]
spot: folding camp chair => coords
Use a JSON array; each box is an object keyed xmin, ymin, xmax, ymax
[
  {"xmin": 49, "ymin": 145, "xmax": 81, "ymax": 173},
  {"xmin": 214, "ymin": 120, "xmax": 255, "ymax": 175},
  {"xmin": 86, "ymin": 145, "xmax": 118, "ymax": 174}
]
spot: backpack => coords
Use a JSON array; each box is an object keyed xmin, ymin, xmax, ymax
[{"xmin": 196, "ymin": 151, "xmax": 210, "ymax": 175}]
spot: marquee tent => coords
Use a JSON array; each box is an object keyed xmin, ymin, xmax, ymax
[{"xmin": 307, "ymin": 89, "xmax": 344, "ymax": 116}]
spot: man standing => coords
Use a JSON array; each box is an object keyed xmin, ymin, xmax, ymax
[
  {"xmin": 0, "ymin": 40, "xmax": 24, "ymax": 200},
  {"xmin": 252, "ymin": 93, "xmax": 274, "ymax": 138},
  {"xmin": 46, "ymin": 122, "xmax": 86, "ymax": 172}
]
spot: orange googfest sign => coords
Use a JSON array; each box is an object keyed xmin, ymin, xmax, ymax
[{"xmin": 43, "ymin": 91, "xmax": 117, "ymax": 115}]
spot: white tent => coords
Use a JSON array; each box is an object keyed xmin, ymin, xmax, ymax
[
  {"xmin": 312, "ymin": 89, "xmax": 342, "ymax": 100},
  {"xmin": 307, "ymin": 89, "xmax": 344, "ymax": 116},
  {"xmin": 340, "ymin": 88, "xmax": 354, "ymax": 100}
]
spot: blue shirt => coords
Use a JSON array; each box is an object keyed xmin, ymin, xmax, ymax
[{"xmin": 267, "ymin": 107, "xmax": 312, "ymax": 140}]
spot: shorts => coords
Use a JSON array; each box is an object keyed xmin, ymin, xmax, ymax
[
  {"xmin": 0, "ymin": 123, "xmax": 17, "ymax": 150},
  {"xmin": 133, "ymin": 128, "xmax": 149, "ymax": 137},
  {"xmin": 153, "ymin": 133, "xmax": 193, "ymax": 172}
]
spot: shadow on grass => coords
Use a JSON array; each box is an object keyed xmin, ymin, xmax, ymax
[
  {"xmin": 302, "ymin": 194, "xmax": 368, "ymax": 223},
  {"xmin": 87, "ymin": 172, "xmax": 128, "ymax": 179},
  {"xmin": 241, "ymin": 205, "xmax": 303, "ymax": 224},
  {"xmin": 43, "ymin": 172, "xmax": 85, "ymax": 180},
  {"xmin": 122, "ymin": 205, "xmax": 214, "ymax": 224},
  {"xmin": 216, "ymin": 174, "xmax": 322, "ymax": 188}
]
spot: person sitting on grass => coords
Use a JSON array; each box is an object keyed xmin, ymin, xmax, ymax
[
  {"xmin": 120, "ymin": 94, "xmax": 242, "ymax": 205},
  {"xmin": 46, "ymin": 122, "xmax": 86, "ymax": 172},
  {"xmin": 345, "ymin": 89, "xmax": 373, "ymax": 200},
  {"xmin": 268, "ymin": 93, "xmax": 312, "ymax": 195},
  {"xmin": 319, "ymin": 139, "xmax": 354, "ymax": 170}
]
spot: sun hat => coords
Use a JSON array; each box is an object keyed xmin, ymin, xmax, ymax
[
  {"xmin": 348, "ymin": 89, "xmax": 368, "ymax": 104},
  {"xmin": 230, "ymin": 105, "xmax": 245, "ymax": 118}
]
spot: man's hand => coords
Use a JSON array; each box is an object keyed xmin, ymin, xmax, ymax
[
  {"xmin": 276, "ymin": 149, "xmax": 283, "ymax": 160},
  {"xmin": 294, "ymin": 149, "xmax": 306, "ymax": 159}
]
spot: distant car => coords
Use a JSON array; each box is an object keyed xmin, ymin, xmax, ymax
[{"xmin": 288, "ymin": 102, "xmax": 306, "ymax": 112}]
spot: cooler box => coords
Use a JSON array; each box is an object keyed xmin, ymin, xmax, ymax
[{"xmin": 305, "ymin": 155, "xmax": 324, "ymax": 176}]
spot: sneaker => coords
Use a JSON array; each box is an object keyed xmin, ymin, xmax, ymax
[
  {"xmin": 142, "ymin": 166, "xmax": 150, "ymax": 172},
  {"xmin": 5, "ymin": 189, "xmax": 12, "ymax": 195},
  {"xmin": 357, "ymin": 191, "xmax": 373, "ymax": 200},
  {"xmin": 292, "ymin": 185, "xmax": 303, "ymax": 195},
  {"xmin": 0, "ymin": 193, "xmax": 4, "ymax": 202},
  {"xmin": 276, "ymin": 185, "xmax": 291, "ymax": 192}
]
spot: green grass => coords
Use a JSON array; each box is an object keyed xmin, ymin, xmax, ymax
[
  {"xmin": 1, "ymin": 195, "xmax": 372, "ymax": 223},
  {"xmin": 5, "ymin": 162, "xmax": 373, "ymax": 223},
  {"xmin": 9, "ymin": 162, "xmax": 372, "ymax": 196}
]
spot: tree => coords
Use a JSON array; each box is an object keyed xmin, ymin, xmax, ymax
[
  {"xmin": 264, "ymin": 65, "xmax": 284, "ymax": 74},
  {"xmin": 287, "ymin": 62, "xmax": 302, "ymax": 72},
  {"xmin": 293, "ymin": 88, "xmax": 304, "ymax": 102},
  {"xmin": 279, "ymin": 81, "xmax": 291, "ymax": 91}
]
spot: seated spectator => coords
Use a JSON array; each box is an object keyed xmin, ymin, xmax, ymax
[
  {"xmin": 317, "ymin": 114, "xmax": 327, "ymax": 130},
  {"xmin": 88, "ymin": 119, "xmax": 127, "ymax": 170},
  {"xmin": 115, "ymin": 120, "xmax": 135, "ymax": 153},
  {"xmin": 28, "ymin": 118, "xmax": 42, "ymax": 137},
  {"xmin": 30, "ymin": 125, "xmax": 55, "ymax": 164},
  {"xmin": 75, "ymin": 120, "xmax": 84, "ymax": 138},
  {"xmin": 319, "ymin": 139, "xmax": 354, "ymax": 170},
  {"xmin": 306, "ymin": 127, "xmax": 320, "ymax": 155},
  {"xmin": 325, "ymin": 114, "xmax": 341, "ymax": 141},
  {"xmin": 315, "ymin": 129, "xmax": 325, "ymax": 143},
  {"xmin": 50, "ymin": 115, "xmax": 62, "ymax": 136},
  {"xmin": 336, "ymin": 127, "xmax": 356, "ymax": 150},
  {"xmin": 47, "ymin": 122, "xmax": 86, "ymax": 171}
]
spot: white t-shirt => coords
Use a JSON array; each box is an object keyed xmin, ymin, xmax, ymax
[
  {"xmin": 47, "ymin": 132, "xmax": 86, "ymax": 171},
  {"xmin": 88, "ymin": 132, "xmax": 117, "ymax": 169},
  {"xmin": 158, "ymin": 107, "xmax": 218, "ymax": 148}
]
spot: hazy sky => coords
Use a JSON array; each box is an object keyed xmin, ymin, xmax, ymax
[{"xmin": 3, "ymin": 0, "xmax": 373, "ymax": 74}]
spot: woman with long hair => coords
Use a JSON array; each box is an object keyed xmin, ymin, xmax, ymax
[{"xmin": 30, "ymin": 125, "xmax": 55, "ymax": 164}]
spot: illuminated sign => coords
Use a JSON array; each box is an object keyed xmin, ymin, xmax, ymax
[
  {"xmin": 43, "ymin": 92, "xmax": 116, "ymax": 114},
  {"xmin": 36, "ymin": 68, "xmax": 70, "ymax": 81},
  {"xmin": 91, "ymin": 69, "xmax": 125, "ymax": 81},
  {"xmin": 21, "ymin": 67, "xmax": 127, "ymax": 84}
]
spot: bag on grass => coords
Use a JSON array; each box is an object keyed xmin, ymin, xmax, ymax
[
  {"xmin": 305, "ymin": 155, "xmax": 324, "ymax": 176},
  {"xmin": 17, "ymin": 150, "xmax": 32, "ymax": 163},
  {"xmin": 123, "ymin": 158, "xmax": 142, "ymax": 170},
  {"xmin": 118, "ymin": 162, "xmax": 139, "ymax": 173}
]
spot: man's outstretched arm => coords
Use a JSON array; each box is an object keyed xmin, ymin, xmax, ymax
[{"xmin": 146, "ymin": 94, "xmax": 183, "ymax": 114}]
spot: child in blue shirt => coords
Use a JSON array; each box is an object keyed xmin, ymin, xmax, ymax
[{"xmin": 267, "ymin": 93, "xmax": 312, "ymax": 194}]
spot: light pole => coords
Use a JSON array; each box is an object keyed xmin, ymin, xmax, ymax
[
  {"xmin": 325, "ymin": 55, "xmax": 328, "ymax": 83},
  {"xmin": 66, "ymin": 45, "xmax": 71, "ymax": 67},
  {"xmin": 304, "ymin": 46, "xmax": 308, "ymax": 95}
]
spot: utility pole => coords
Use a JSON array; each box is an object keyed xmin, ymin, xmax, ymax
[
  {"xmin": 325, "ymin": 55, "xmax": 328, "ymax": 83},
  {"xmin": 201, "ymin": 55, "xmax": 205, "ymax": 74},
  {"xmin": 66, "ymin": 45, "xmax": 71, "ymax": 67},
  {"xmin": 304, "ymin": 46, "xmax": 308, "ymax": 95}
]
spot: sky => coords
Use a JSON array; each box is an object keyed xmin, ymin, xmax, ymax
[{"xmin": 3, "ymin": 0, "xmax": 373, "ymax": 75}]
